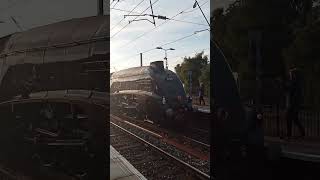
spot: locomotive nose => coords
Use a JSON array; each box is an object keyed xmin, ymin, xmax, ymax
[{"xmin": 165, "ymin": 108, "xmax": 174, "ymax": 119}]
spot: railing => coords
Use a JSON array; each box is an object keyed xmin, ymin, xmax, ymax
[{"xmin": 262, "ymin": 105, "xmax": 320, "ymax": 138}]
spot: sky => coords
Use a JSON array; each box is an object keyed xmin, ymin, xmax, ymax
[
  {"xmin": 0, "ymin": 0, "xmax": 104, "ymax": 37},
  {"xmin": 0, "ymin": 0, "xmax": 235, "ymax": 73},
  {"xmin": 110, "ymin": 0, "xmax": 210, "ymax": 72}
]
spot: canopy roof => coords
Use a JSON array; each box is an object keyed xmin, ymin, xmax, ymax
[
  {"xmin": 0, "ymin": 16, "xmax": 109, "ymax": 63},
  {"xmin": 3, "ymin": 16, "xmax": 108, "ymax": 53}
]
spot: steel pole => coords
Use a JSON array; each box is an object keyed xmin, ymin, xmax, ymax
[
  {"xmin": 165, "ymin": 50, "xmax": 168, "ymax": 69},
  {"xmin": 97, "ymin": 0, "xmax": 104, "ymax": 16},
  {"xmin": 140, "ymin": 53, "xmax": 143, "ymax": 67}
]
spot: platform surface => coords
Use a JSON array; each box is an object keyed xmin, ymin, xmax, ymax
[
  {"xmin": 193, "ymin": 105, "xmax": 211, "ymax": 113},
  {"xmin": 110, "ymin": 146, "xmax": 147, "ymax": 180},
  {"xmin": 265, "ymin": 136, "xmax": 320, "ymax": 162}
]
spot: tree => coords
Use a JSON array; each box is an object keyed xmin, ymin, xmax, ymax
[
  {"xmin": 212, "ymin": 0, "xmax": 308, "ymax": 101},
  {"xmin": 199, "ymin": 64, "xmax": 210, "ymax": 97},
  {"xmin": 175, "ymin": 51, "xmax": 209, "ymax": 96},
  {"xmin": 284, "ymin": 20, "xmax": 320, "ymax": 108}
]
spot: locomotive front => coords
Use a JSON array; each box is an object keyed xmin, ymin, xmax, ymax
[
  {"xmin": 110, "ymin": 61, "xmax": 188, "ymax": 127},
  {"xmin": 150, "ymin": 61, "xmax": 188, "ymax": 124}
]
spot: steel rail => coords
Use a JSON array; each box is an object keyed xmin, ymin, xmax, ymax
[
  {"xmin": 110, "ymin": 121, "xmax": 210, "ymax": 180},
  {"xmin": 183, "ymin": 135, "xmax": 210, "ymax": 148}
]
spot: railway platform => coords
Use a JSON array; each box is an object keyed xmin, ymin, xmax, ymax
[
  {"xmin": 110, "ymin": 145, "xmax": 147, "ymax": 180},
  {"xmin": 265, "ymin": 136, "xmax": 320, "ymax": 162},
  {"xmin": 193, "ymin": 105, "xmax": 210, "ymax": 113}
]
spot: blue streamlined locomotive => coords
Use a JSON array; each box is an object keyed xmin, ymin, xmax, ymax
[{"xmin": 111, "ymin": 61, "xmax": 189, "ymax": 126}]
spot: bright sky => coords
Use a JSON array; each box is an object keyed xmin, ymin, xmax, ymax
[
  {"xmin": 110, "ymin": 0, "xmax": 210, "ymax": 73},
  {"xmin": 0, "ymin": 0, "xmax": 233, "ymax": 73},
  {"xmin": 0, "ymin": 0, "xmax": 106, "ymax": 37}
]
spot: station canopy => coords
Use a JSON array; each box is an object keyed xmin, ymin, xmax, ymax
[{"xmin": 0, "ymin": 15, "xmax": 109, "ymax": 64}]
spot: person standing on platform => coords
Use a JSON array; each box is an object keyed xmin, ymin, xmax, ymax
[
  {"xmin": 245, "ymin": 105, "xmax": 265, "ymax": 180},
  {"xmin": 199, "ymin": 83, "xmax": 205, "ymax": 105},
  {"xmin": 286, "ymin": 67, "xmax": 305, "ymax": 140}
]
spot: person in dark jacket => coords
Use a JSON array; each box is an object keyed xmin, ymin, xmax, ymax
[
  {"xmin": 199, "ymin": 83, "xmax": 205, "ymax": 105},
  {"xmin": 245, "ymin": 105, "xmax": 265, "ymax": 179},
  {"xmin": 286, "ymin": 68, "xmax": 305, "ymax": 139}
]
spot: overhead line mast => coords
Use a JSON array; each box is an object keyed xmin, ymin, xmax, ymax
[
  {"xmin": 119, "ymin": 0, "xmax": 209, "ymax": 48},
  {"xmin": 149, "ymin": 0, "xmax": 156, "ymax": 26},
  {"xmin": 193, "ymin": 0, "xmax": 210, "ymax": 27},
  {"xmin": 111, "ymin": 0, "xmax": 160, "ymax": 38},
  {"xmin": 111, "ymin": 0, "xmax": 145, "ymax": 30},
  {"xmin": 97, "ymin": 0, "xmax": 104, "ymax": 16},
  {"xmin": 124, "ymin": 0, "xmax": 158, "ymax": 26}
]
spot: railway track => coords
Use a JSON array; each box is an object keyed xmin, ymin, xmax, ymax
[
  {"xmin": 113, "ymin": 112, "xmax": 210, "ymax": 150},
  {"xmin": 112, "ymin": 104, "xmax": 211, "ymax": 145},
  {"xmin": 110, "ymin": 115, "xmax": 210, "ymax": 180},
  {"xmin": 111, "ymin": 114, "xmax": 210, "ymax": 161}
]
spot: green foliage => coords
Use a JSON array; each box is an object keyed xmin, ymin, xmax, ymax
[
  {"xmin": 199, "ymin": 64, "xmax": 210, "ymax": 97},
  {"xmin": 175, "ymin": 52, "xmax": 209, "ymax": 96},
  {"xmin": 284, "ymin": 21, "xmax": 320, "ymax": 107},
  {"xmin": 212, "ymin": 0, "xmax": 319, "ymax": 103}
]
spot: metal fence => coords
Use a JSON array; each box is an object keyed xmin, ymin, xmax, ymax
[
  {"xmin": 263, "ymin": 106, "xmax": 320, "ymax": 138},
  {"xmin": 192, "ymin": 96, "xmax": 210, "ymax": 106}
]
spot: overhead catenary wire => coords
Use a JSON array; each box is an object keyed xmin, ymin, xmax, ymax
[
  {"xmin": 111, "ymin": 0, "xmax": 160, "ymax": 38},
  {"xmin": 110, "ymin": 7, "xmax": 134, "ymax": 13},
  {"xmin": 142, "ymin": 29, "xmax": 209, "ymax": 53},
  {"xmin": 110, "ymin": 0, "xmax": 146, "ymax": 31},
  {"xmin": 114, "ymin": 28, "xmax": 209, "ymax": 62},
  {"xmin": 124, "ymin": 47, "xmax": 210, "ymax": 71},
  {"xmin": 170, "ymin": 47, "xmax": 210, "ymax": 60},
  {"xmin": 112, "ymin": 0, "xmax": 120, "ymax": 8},
  {"xmin": 110, "ymin": 8, "xmax": 208, "ymax": 26},
  {"xmin": 110, "ymin": 0, "xmax": 210, "ymax": 71},
  {"xmin": 117, "ymin": 0, "xmax": 209, "ymax": 48},
  {"xmin": 180, "ymin": 0, "xmax": 208, "ymax": 14},
  {"xmin": 167, "ymin": 18, "xmax": 208, "ymax": 26}
]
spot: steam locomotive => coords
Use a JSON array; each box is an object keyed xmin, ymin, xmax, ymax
[
  {"xmin": 110, "ymin": 61, "xmax": 189, "ymax": 126},
  {"xmin": 0, "ymin": 16, "xmax": 108, "ymax": 179}
]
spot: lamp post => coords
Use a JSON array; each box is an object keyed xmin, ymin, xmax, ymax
[{"xmin": 156, "ymin": 47, "xmax": 175, "ymax": 70}]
